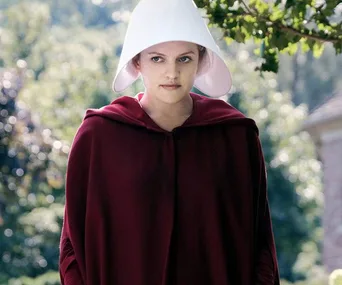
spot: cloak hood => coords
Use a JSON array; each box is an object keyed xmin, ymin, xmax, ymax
[{"xmin": 85, "ymin": 92, "xmax": 257, "ymax": 133}]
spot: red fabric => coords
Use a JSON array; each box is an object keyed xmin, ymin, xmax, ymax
[{"xmin": 59, "ymin": 92, "xmax": 280, "ymax": 285}]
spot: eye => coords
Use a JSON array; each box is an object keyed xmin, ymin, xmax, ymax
[
  {"xmin": 179, "ymin": 56, "xmax": 192, "ymax": 63},
  {"xmin": 151, "ymin": 56, "xmax": 163, "ymax": 63}
]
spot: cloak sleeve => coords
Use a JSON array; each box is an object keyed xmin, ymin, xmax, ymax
[
  {"xmin": 248, "ymin": 128, "xmax": 280, "ymax": 285},
  {"xmin": 59, "ymin": 120, "xmax": 94, "ymax": 285},
  {"xmin": 59, "ymin": 211, "xmax": 84, "ymax": 285}
]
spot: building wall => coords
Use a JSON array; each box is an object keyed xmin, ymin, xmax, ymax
[{"xmin": 320, "ymin": 129, "xmax": 342, "ymax": 272}]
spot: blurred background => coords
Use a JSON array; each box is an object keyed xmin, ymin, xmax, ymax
[{"xmin": 0, "ymin": 0, "xmax": 341, "ymax": 284}]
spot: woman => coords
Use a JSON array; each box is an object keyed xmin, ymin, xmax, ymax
[{"xmin": 59, "ymin": 0, "xmax": 280, "ymax": 284}]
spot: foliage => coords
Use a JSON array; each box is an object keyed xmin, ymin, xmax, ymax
[
  {"xmin": 214, "ymin": 32, "xmax": 342, "ymax": 114},
  {"xmin": 194, "ymin": 0, "xmax": 342, "ymax": 73},
  {"xmin": 0, "ymin": 0, "xmax": 338, "ymax": 283},
  {"xmin": 276, "ymin": 44, "xmax": 342, "ymax": 111},
  {"xmin": 1, "ymin": 1, "xmax": 122, "ymax": 141},
  {"xmin": 0, "ymin": 0, "xmax": 118, "ymax": 28},
  {"xmin": 0, "ymin": 66, "xmax": 67, "ymax": 283},
  {"xmin": 226, "ymin": 49, "xmax": 322, "ymax": 281},
  {"xmin": 7, "ymin": 271, "xmax": 60, "ymax": 285},
  {"xmin": 0, "ymin": 1, "xmax": 124, "ymax": 282}
]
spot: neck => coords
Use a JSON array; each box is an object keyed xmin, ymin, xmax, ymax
[{"xmin": 139, "ymin": 91, "xmax": 193, "ymax": 119}]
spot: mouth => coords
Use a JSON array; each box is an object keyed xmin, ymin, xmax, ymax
[{"xmin": 161, "ymin": 85, "xmax": 181, "ymax": 90}]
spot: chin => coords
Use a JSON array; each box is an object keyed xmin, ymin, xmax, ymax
[{"xmin": 159, "ymin": 90, "xmax": 189, "ymax": 104}]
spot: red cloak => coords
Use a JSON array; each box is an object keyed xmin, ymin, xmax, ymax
[{"xmin": 59, "ymin": 92, "xmax": 280, "ymax": 285}]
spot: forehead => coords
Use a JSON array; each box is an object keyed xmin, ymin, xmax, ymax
[{"xmin": 142, "ymin": 41, "xmax": 198, "ymax": 55}]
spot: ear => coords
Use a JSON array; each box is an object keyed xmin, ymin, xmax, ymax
[{"xmin": 133, "ymin": 55, "xmax": 140, "ymax": 70}]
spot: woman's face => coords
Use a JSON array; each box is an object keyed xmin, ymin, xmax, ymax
[{"xmin": 134, "ymin": 41, "xmax": 201, "ymax": 105}]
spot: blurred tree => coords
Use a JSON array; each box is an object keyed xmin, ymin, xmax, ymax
[
  {"xmin": 0, "ymin": 67, "xmax": 67, "ymax": 283},
  {"xmin": 0, "ymin": 0, "xmax": 329, "ymax": 284},
  {"xmin": 7, "ymin": 270, "xmax": 60, "ymax": 285},
  {"xmin": 216, "ymin": 35, "xmax": 342, "ymax": 117},
  {"xmin": 0, "ymin": 2, "xmax": 117, "ymax": 283},
  {"xmin": 226, "ymin": 51, "xmax": 323, "ymax": 282},
  {"xmin": 277, "ymin": 45, "xmax": 342, "ymax": 111},
  {"xmin": 0, "ymin": 0, "xmax": 128, "ymax": 28},
  {"xmin": 2, "ymin": 2, "xmax": 50, "ymax": 64},
  {"xmin": 194, "ymin": 0, "xmax": 342, "ymax": 73},
  {"xmin": 0, "ymin": 1, "xmax": 121, "ymax": 141},
  {"xmin": 1, "ymin": 0, "xmax": 339, "ymax": 111},
  {"xmin": 20, "ymin": 23, "xmax": 118, "ymax": 142}
]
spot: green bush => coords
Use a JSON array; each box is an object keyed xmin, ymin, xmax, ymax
[{"xmin": 6, "ymin": 271, "xmax": 60, "ymax": 285}]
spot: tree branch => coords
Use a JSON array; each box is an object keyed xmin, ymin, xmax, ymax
[
  {"xmin": 247, "ymin": 1, "xmax": 340, "ymax": 43},
  {"xmin": 276, "ymin": 24, "xmax": 340, "ymax": 43},
  {"xmin": 240, "ymin": 0, "xmax": 253, "ymax": 14},
  {"xmin": 224, "ymin": 6, "xmax": 341, "ymax": 44}
]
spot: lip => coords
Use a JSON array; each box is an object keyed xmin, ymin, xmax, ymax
[{"xmin": 161, "ymin": 85, "xmax": 181, "ymax": 90}]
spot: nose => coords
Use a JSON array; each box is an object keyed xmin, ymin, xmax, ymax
[{"xmin": 165, "ymin": 62, "xmax": 180, "ymax": 80}]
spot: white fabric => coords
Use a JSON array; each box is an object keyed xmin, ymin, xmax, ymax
[{"xmin": 112, "ymin": 0, "xmax": 232, "ymax": 98}]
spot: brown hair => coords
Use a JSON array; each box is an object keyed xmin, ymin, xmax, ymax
[{"xmin": 198, "ymin": 45, "xmax": 206, "ymax": 62}]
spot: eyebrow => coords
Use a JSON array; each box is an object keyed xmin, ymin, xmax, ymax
[{"xmin": 147, "ymin": 51, "xmax": 195, "ymax": 56}]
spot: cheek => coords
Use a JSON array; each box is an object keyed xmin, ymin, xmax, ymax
[
  {"xmin": 182, "ymin": 65, "xmax": 199, "ymax": 82},
  {"xmin": 140, "ymin": 69, "xmax": 161, "ymax": 88},
  {"xmin": 140, "ymin": 63, "xmax": 155, "ymax": 79}
]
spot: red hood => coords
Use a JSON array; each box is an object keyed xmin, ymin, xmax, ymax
[{"xmin": 84, "ymin": 92, "xmax": 258, "ymax": 133}]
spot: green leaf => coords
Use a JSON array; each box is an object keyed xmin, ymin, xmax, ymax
[
  {"xmin": 281, "ymin": 42, "xmax": 299, "ymax": 55},
  {"xmin": 333, "ymin": 41, "xmax": 342, "ymax": 54},
  {"xmin": 249, "ymin": 0, "xmax": 269, "ymax": 14},
  {"xmin": 307, "ymin": 39, "xmax": 316, "ymax": 49},
  {"xmin": 261, "ymin": 48, "xmax": 279, "ymax": 73},
  {"xmin": 225, "ymin": 18, "xmax": 238, "ymax": 29},
  {"xmin": 312, "ymin": 42, "xmax": 325, "ymax": 58},
  {"xmin": 224, "ymin": 36, "xmax": 234, "ymax": 45},
  {"xmin": 270, "ymin": 8, "xmax": 285, "ymax": 21},
  {"xmin": 323, "ymin": 0, "xmax": 339, "ymax": 16},
  {"xmin": 193, "ymin": 0, "xmax": 342, "ymax": 73},
  {"xmin": 260, "ymin": 40, "xmax": 265, "ymax": 57},
  {"xmin": 235, "ymin": 28, "xmax": 246, "ymax": 43},
  {"xmin": 285, "ymin": 0, "xmax": 296, "ymax": 9},
  {"xmin": 269, "ymin": 29, "xmax": 291, "ymax": 50},
  {"xmin": 300, "ymin": 39, "xmax": 310, "ymax": 52}
]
